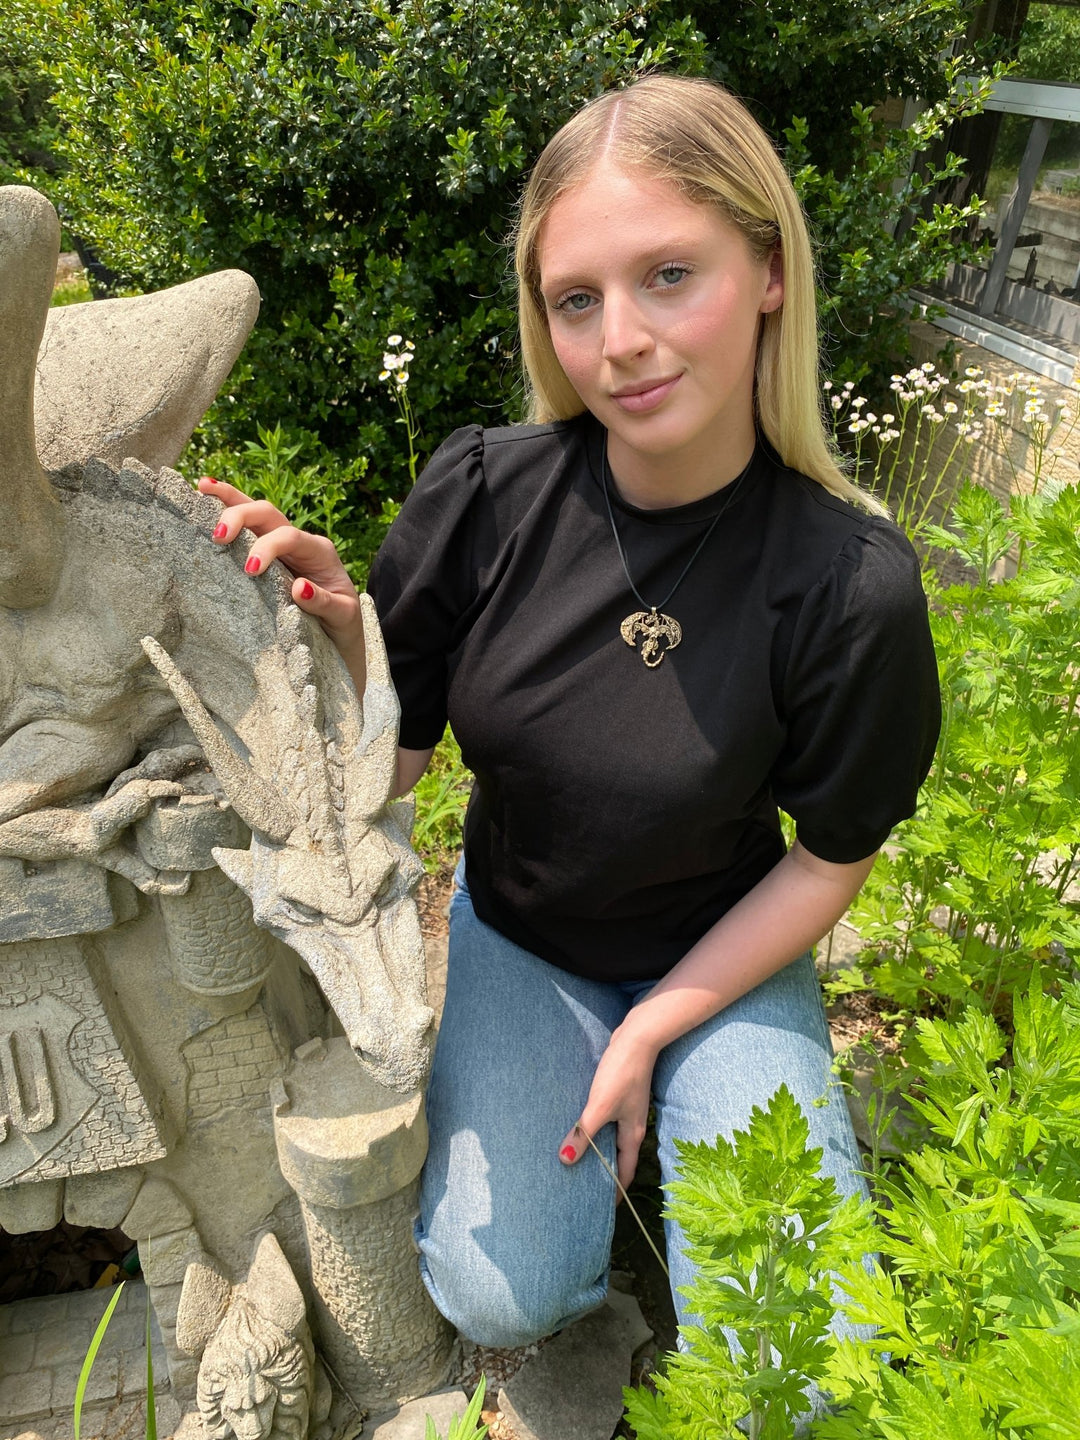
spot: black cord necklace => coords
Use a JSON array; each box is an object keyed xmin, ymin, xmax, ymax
[{"xmin": 602, "ymin": 439, "xmax": 747, "ymax": 668}]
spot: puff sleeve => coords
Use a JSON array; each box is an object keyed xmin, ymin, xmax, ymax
[
  {"xmin": 771, "ymin": 521, "xmax": 941, "ymax": 863},
  {"xmin": 366, "ymin": 426, "xmax": 487, "ymax": 750}
]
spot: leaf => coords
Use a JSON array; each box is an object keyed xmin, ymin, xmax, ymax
[
  {"xmin": 145, "ymin": 1287, "xmax": 157, "ymax": 1440},
  {"xmin": 75, "ymin": 1280, "xmax": 126, "ymax": 1440},
  {"xmin": 876, "ymin": 1368, "xmax": 994, "ymax": 1440},
  {"xmin": 444, "ymin": 1375, "xmax": 489, "ymax": 1439}
]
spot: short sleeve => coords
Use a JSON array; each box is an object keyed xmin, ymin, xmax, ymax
[
  {"xmin": 366, "ymin": 426, "xmax": 486, "ymax": 750},
  {"xmin": 771, "ymin": 521, "xmax": 941, "ymax": 863}
]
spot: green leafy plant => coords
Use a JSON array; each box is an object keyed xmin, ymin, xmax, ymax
[
  {"xmin": 786, "ymin": 62, "xmax": 1002, "ymax": 385},
  {"xmin": 819, "ymin": 984, "xmax": 1080, "ymax": 1438},
  {"xmin": 425, "ymin": 1375, "xmax": 489, "ymax": 1439},
  {"xmin": 625, "ymin": 987, "xmax": 1080, "ymax": 1438},
  {"xmin": 849, "ymin": 477, "xmax": 1080, "ymax": 1022},
  {"xmin": 624, "ymin": 1086, "xmax": 877, "ymax": 1439},
  {"xmin": 413, "ymin": 730, "xmax": 472, "ymax": 873}
]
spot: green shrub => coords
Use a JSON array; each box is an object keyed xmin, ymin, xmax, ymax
[
  {"xmin": 14, "ymin": 0, "xmax": 703, "ymax": 491},
  {"xmin": 1016, "ymin": 1, "xmax": 1080, "ymax": 85},
  {"xmin": 13, "ymin": 0, "xmax": 998, "ymax": 486},
  {"xmin": 0, "ymin": 21, "xmax": 59, "ymax": 185},
  {"xmin": 624, "ymin": 986, "xmax": 1080, "ymax": 1438}
]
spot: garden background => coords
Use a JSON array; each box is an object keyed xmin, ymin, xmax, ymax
[{"xmin": 4, "ymin": 2, "xmax": 1080, "ymax": 1435}]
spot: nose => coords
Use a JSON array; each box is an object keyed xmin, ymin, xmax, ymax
[
  {"xmin": 352, "ymin": 1000, "xmax": 435, "ymax": 1095},
  {"xmin": 601, "ymin": 290, "xmax": 653, "ymax": 365}
]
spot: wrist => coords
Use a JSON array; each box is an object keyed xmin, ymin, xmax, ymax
[{"xmin": 610, "ymin": 1011, "xmax": 665, "ymax": 1065}]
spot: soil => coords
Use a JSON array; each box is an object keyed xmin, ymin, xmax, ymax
[{"xmin": 0, "ymin": 1221, "xmax": 136, "ymax": 1303}]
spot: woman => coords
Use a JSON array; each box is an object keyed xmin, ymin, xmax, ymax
[{"xmin": 204, "ymin": 74, "xmax": 939, "ymax": 1369}]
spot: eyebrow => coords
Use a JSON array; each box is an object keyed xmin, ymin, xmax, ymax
[{"xmin": 540, "ymin": 237, "xmax": 706, "ymax": 294}]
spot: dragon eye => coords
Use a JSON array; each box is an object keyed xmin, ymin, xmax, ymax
[{"xmin": 281, "ymin": 898, "xmax": 320, "ymax": 924}]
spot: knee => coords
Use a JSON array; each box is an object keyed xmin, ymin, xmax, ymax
[{"xmin": 420, "ymin": 1254, "xmax": 606, "ymax": 1349}]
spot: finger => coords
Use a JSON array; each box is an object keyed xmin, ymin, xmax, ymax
[
  {"xmin": 244, "ymin": 526, "xmax": 354, "ymax": 594},
  {"xmin": 616, "ymin": 1126, "xmax": 644, "ymax": 1192},
  {"xmin": 290, "ymin": 576, "xmax": 363, "ymax": 637},
  {"xmin": 559, "ymin": 1119, "xmax": 589, "ymax": 1166},
  {"xmin": 209, "ymin": 498, "xmax": 291, "ymax": 544},
  {"xmin": 197, "ymin": 475, "xmax": 254, "ymax": 506}
]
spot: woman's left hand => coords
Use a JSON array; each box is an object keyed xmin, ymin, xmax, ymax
[{"xmin": 559, "ymin": 1028, "xmax": 658, "ymax": 1192}]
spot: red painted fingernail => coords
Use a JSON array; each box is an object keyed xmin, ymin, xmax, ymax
[
  {"xmin": 560, "ymin": 1146, "xmax": 576, "ymax": 1162},
  {"xmin": 299, "ymin": 580, "xmax": 315, "ymax": 600},
  {"xmin": 245, "ymin": 556, "xmax": 261, "ymax": 575},
  {"xmin": 201, "ymin": 475, "xmax": 218, "ymax": 484},
  {"xmin": 212, "ymin": 522, "xmax": 227, "ymax": 540}
]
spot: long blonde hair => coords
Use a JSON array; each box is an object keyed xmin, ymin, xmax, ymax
[{"xmin": 513, "ymin": 73, "xmax": 884, "ymax": 515}]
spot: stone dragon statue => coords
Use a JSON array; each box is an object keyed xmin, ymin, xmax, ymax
[{"xmin": 0, "ymin": 184, "xmax": 434, "ymax": 1095}]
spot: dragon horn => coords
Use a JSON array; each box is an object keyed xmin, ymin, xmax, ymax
[
  {"xmin": 353, "ymin": 592, "xmax": 401, "ymax": 818},
  {"xmin": 0, "ymin": 187, "xmax": 64, "ymax": 609},
  {"xmin": 141, "ymin": 636, "xmax": 299, "ymax": 843}
]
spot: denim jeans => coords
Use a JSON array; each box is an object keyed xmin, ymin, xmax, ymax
[{"xmin": 416, "ymin": 865, "xmax": 870, "ymax": 1355}]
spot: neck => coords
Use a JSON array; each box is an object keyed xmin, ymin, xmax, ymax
[
  {"xmin": 605, "ymin": 421, "xmax": 757, "ymax": 510},
  {"xmin": 0, "ymin": 187, "xmax": 64, "ymax": 609}
]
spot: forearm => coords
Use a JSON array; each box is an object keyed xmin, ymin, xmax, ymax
[{"xmin": 614, "ymin": 840, "xmax": 877, "ymax": 1061}]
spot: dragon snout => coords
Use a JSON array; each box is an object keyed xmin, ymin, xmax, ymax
[{"xmin": 349, "ymin": 1001, "xmax": 436, "ymax": 1095}]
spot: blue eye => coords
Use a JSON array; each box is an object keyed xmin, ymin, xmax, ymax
[
  {"xmin": 655, "ymin": 264, "xmax": 690, "ymax": 287},
  {"xmin": 557, "ymin": 292, "xmax": 594, "ymax": 313}
]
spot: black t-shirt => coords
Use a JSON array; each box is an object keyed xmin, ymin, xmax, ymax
[{"xmin": 368, "ymin": 414, "xmax": 940, "ymax": 982}]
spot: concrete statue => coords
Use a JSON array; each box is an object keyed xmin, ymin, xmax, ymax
[{"xmin": 0, "ymin": 184, "xmax": 453, "ymax": 1437}]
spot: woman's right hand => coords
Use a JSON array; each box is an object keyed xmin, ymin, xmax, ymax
[{"xmin": 197, "ymin": 476, "xmax": 366, "ymax": 681}]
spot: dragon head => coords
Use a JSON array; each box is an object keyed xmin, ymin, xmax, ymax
[{"xmin": 143, "ymin": 593, "xmax": 436, "ymax": 1095}]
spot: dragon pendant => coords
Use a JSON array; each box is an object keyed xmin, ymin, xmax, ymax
[{"xmin": 619, "ymin": 608, "xmax": 683, "ymax": 667}]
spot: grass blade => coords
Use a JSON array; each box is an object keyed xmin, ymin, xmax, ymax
[
  {"xmin": 75, "ymin": 1280, "xmax": 126, "ymax": 1440},
  {"xmin": 145, "ymin": 1285, "xmax": 157, "ymax": 1440}
]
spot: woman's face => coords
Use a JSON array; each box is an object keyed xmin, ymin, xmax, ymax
[{"xmin": 537, "ymin": 162, "xmax": 783, "ymax": 504}]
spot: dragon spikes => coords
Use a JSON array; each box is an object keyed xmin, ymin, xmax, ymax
[{"xmin": 141, "ymin": 635, "xmax": 301, "ymax": 845}]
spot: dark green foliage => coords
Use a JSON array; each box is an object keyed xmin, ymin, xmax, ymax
[
  {"xmin": 690, "ymin": 0, "xmax": 980, "ymax": 175},
  {"xmin": 15, "ymin": 0, "xmax": 703, "ymax": 491},
  {"xmin": 0, "ymin": 11, "xmax": 59, "ymax": 185},
  {"xmin": 1015, "ymin": 2, "xmax": 1080, "ymax": 85},
  {"xmin": 13, "ymin": 0, "xmax": 997, "ymax": 491},
  {"xmin": 785, "ymin": 70, "xmax": 996, "ymax": 382}
]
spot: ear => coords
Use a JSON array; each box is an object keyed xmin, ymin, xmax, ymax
[
  {"xmin": 760, "ymin": 246, "xmax": 784, "ymax": 315},
  {"xmin": 176, "ymin": 1261, "xmax": 232, "ymax": 1356},
  {"xmin": 246, "ymin": 1232, "xmax": 307, "ymax": 1335}
]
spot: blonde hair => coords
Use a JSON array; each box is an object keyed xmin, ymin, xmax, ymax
[{"xmin": 513, "ymin": 73, "xmax": 885, "ymax": 515}]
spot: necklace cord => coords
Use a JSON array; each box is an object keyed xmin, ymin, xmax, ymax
[{"xmin": 601, "ymin": 438, "xmax": 747, "ymax": 615}]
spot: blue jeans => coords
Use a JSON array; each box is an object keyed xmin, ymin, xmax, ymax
[{"xmin": 416, "ymin": 867, "xmax": 869, "ymax": 1352}]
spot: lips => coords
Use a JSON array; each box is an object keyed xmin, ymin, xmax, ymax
[{"xmin": 610, "ymin": 375, "xmax": 681, "ymax": 413}]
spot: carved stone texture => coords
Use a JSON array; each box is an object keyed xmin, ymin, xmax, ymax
[
  {"xmin": 136, "ymin": 794, "xmax": 250, "ymax": 874},
  {"xmin": 0, "ymin": 857, "xmax": 138, "ymax": 943},
  {"xmin": 0, "ymin": 938, "xmax": 167, "ymax": 1186},
  {"xmin": 177, "ymin": 1232, "xmax": 331, "ymax": 1440},
  {"xmin": 301, "ymin": 1183, "xmax": 453, "ymax": 1413},
  {"xmin": 64, "ymin": 1162, "xmax": 143, "ymax": 1229},
  {"xmin": 273, "ymin": 1038, "xmax": 453, "ymax": 1412},
  {"xmin": 162, "ymin": 869, "xmax": 272, "ymax": 998},
  {"xmin": 182, "ymin": 1004, "xmax": 287, "ymax": 1124},
  {"xmin": 0, "ymin": 182, "xmax": 447, "ymax": 1429}
]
